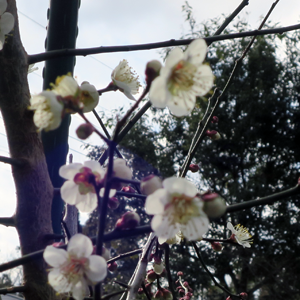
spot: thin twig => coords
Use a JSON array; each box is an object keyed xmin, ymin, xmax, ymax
[
  {"xmin": 164, "ymin": 244, "xmax": 177, "ymax": 300},
  {"xmin": 28, "ymin": 23, "xmax": 300, "ymax": 64},
  {"xmin": 107, "ymin": 249, "xmax": 143, "ymax": 264},
  {"xmin": 0, "ymin": 286, "xmax": 27, "ymax": 294},
  {"xmin": 0, "ymin": 217, "xmax": 15, "ymax": 227},
  {"xmin": 192, "ymin": 241, "xmax": 239, "ymax": 299},
  {"xmin": 0, "ymin": 156, "xmax": 26, "ymax": 167}
]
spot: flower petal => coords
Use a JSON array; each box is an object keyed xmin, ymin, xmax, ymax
[
  {"xmin": 75, "ymin": 193, "xmax": 97, "ymax": 213},
  {"xmin": 193, "ymin": 65, "xmax": 214, "ymax": 96},
  {"xmin": 149, "ymin": 76, "xmax": 168, "ymax": 108},
  {"xmin": 0, "ymin": 0, "xmax": 7, "ymax": 15},
  {"xmin": 43, "ymin": 246, "xmax": 68, "ymax": 267},
  {"xmin": 99, "ymin": 188, "xmax": 116, "ymax": 198},
  {"xmin": 59, "ymin": 163, "xmax": 82, "ymax": 180},
  {"xmin": 71, "ymin": 279, "xmax": 88, "ymax": 300},
  {"xmin": 167, "ymin": 93, "xmax": 196, "ymax": 117},
  {"xmin": 85, "ymin": 256, "xmax": 107, "ymax": 282},
  {"xmin": 163, "ymin": 177, "xmax": 197, "ymax": 197},
  {"xmin": 0, "ymin": 33, "xmax": 5, "ymax": 50},
  {"xmin": 67, "ymin": 234, "xmax": 93, "ymax": 258},
  {"xmin": 48, "ymin": 268, "xmax": 72, "ymax": 293},
  {"xmin": 61, "ymin": 181, "xmax": 80, "ymax": 205},
  {"xmin": 227, "ymin": 222, "xmax": 235, "ymax": 233},
  {"xmin": 164, "ymin": 47, "xmax": 183, "ymax": 71},
  {"xmin": 184, "ymin": 39, "xmax": 207, "ymax": 65},
  {"xmin": 145, "ymin": 189, "xmax": 167, "ymax": 215},
  {"xmin": 0, "ymin": 12, "xmax": 14, "ymax": 34}
]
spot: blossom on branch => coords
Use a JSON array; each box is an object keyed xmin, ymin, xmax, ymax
[
  {"xmin": 43, "ymin": 234, "xmax": 107, "ymax": 300},
  {"xmin": 227, "ymin": 222, "xmax": 253, "ymax": 248},
  {"xmin": 149, "ymin": 39, "xmax": 214, "ymax": 116},
  {"xmin": 59, "ymin": 161, "xmax": 106, "ymax": 213},
  {"xmin": 0, "ymin": 0, "xmax": 14, "ymax": 50},
  {"xmin": 145, "ymin": 177, "xmax": 209, "ymax": 241},
  {"xmin": 111, "ymin": 59, "xmax": 141, "ymax": 100},
  {"xmin": 79, "ymin": 81, "xmax": 99, "ymax": 112},
  {"xmin": 29, "ymin": 91, "xmax": 63, "ymax": 132}
]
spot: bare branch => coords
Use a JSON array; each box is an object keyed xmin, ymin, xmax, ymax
[
  {"xmin": 28, "ymin": 23, "xmax": 300, "ymax": 64},
  {"xmin": 0, "ymin": 217, "xmax": 16, "ymax": 227},
  {"xmin": 0, "ymin": 156, "xmax": 26, "ymax": 167}
]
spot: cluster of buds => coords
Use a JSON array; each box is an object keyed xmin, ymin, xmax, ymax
[
  {"xmin": 115, "ymin": 211, "xmax": 140, "ymax": 230},
  {"xmin": 176, "ymin": 271, "xmax": 193, "ymax": 300},
  {"xmin": 201, "ymin": 191, "xmax": 226, "ymax": 219}
]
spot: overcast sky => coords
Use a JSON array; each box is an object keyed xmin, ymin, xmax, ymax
[{"xmin": 1, "ymin": 0, "xmax": 300, "ymax": 266}]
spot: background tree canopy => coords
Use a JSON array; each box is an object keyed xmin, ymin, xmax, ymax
[{"xmin": 85, "ymin": 15, "xmax": 300, "ymax": 300}]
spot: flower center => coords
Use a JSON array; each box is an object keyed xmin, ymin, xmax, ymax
[
  {"xmin": 61, "ymin": 256, "xmax": 88, "ymax": 284},
  {"xmin": 168, "ymin": 193, "xmax": 199, "ymax": 225},
  {"xmin": 74, "ymin": 167, "xmax": 102, "ymax": 195},
  {"xmin": 168, "ymin": 60, "xmax": 197, "ymax": 96}
]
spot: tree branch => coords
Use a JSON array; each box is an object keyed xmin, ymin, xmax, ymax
[
  {"xmin": 28, "ymin": 23, "xmax": 300, "ymax": 64},
  {"xmin": 107, "ymin": 249, "xmax": 142, "ymax": 264},
  {"xmin": 0, "ymin": 156, "xmax": 26, "ymax": 167},
  {"xmin": 164, "ymin": 244, "xmax": 177, "ymax": 300},
  {"xmin": 0, "ymin": 217, "xmax": 16, "ymax": 227},
  {"xmin": 0, "ymin": 285, "xmax": 27, "ymax": 294}
]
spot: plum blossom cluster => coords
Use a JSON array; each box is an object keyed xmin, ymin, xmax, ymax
[
  {"xmin": 43, "ymin": 234, "xmax": 107, "ymax": 300},
  {"xmin": 0, "ymin": 0, "xmax": 14, "ymax": 50},
  {"xmin": 29, "ymin": 75, "xmax": 99, "ymax": 132},
  {"xmin": 111, "ymin": 59, "xmax": 141, "ymax": 100},
  {"xmin": 60, "ymin": 159, "xmax": 132, "ymax": 213},
  {"xmin": 149, "ymin": 39, "xmax": 214, "ymax": 116}
]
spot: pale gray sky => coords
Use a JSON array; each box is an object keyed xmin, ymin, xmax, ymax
[{"xmin": 1, "ymin": 0, "xmax": 300, "ymax": 265}]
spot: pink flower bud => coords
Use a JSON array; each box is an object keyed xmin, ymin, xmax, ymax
[
  {"xmin": 145, "ymin": 60, "xmax": 162, "ymax": 86},
  {"xmin": 202, "ymin": 193, "xmax": 226, "ymax": 218},
  {"xmin": 178, "ymin": 289, "xmax": 185, "ymax": 295},
  {"xmin": 188, "ymin": 164, "xmax": 199, "ymax": 173},
  {"xmin": 239, "ymin": 292, "xmax": 248, "ymax": 299},
  {"xmin": 210, "ymin": 241, "xmax": 223, "ymax": 252},
  {"xmin": 177, "ymin": 271, "xmax": 183, "ymax": 277},
  {"xmin": 121, "ymin": 186, "xmax": 136, "ymax": 193},
  {"xmin": 52, "ymin": 242, "xmax": 64, "ymax": 247},
  {"xmin": 138, "ymin": 288, "xmax": 144, "ymax": 294},
  {"xmin": 108, "ymin": 261, "xmax": 118, "ymax": 272},
  {"xmin": 141, "ymin": 175, "xmax": 163, "ymax": 195},
  {"xmin": 108, "ymin": 197, "xmax": 119, "ymax": 210},
  {"xmin": 115, "ymin": 211, "xmax": 140, "ymax": 230},
  {"xmin": 226, "ymin": 297, "xmax": 232, "ymax": 300},
  {"xmin": 146, "ymin": 270, "xmax": 157, "ymax": 283},
  {"xmin": 154, "ymin": 289, "xmax": 164, "ymax": 299},
  {"xmin": 76, "ymin": 123, "xmax": 94, "ymax": 139},
  {"xmin": 206, "ymin": 130, "xmax": 221, "ymax": 140},
  {"xmin": 162, "ymin": 288, "xmax": 172, "ymax": 300},
  {"xmin": 211, "ymin": 116, "xmax": 219, "ymax": 123},
  {"xmin": 183, "ymin": 281, "xmax": 189, "ymax": 287}
]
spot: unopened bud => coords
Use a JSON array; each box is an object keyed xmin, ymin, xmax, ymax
[
  {"xmin": 145, "ymin": 60, "xmax": 162, "ymax": 86},
  {"xmin": 211, "ymin": 116, "xmax": 219, "ymax": 123},
  {"xmin": 210, "ymin": 241, "xmax": 223, "ymax": 252},
  {"xmin": 108, "ymin": 261, "xmax": 118, "ymax": 272},
  {"xmin": 206, "ymin": 130, "xmax": 221, "ymax": 140},
  {"xmin": 76, "ymin": 123, "xmax": 94, "ymax": 139},
  {"xmin": 239, "ymin": 292, "xmax": 248, "ymax": 299},
  {"xmin": 161, "ymin": 288, "xmax": 173, "ymax": 300},
  {"xmin": 146, "ymin": 270, "xmax": 157, "ymax": 283},
  {"xmin": 141, "ymin": 175, "xmax": 163, "ymax": 195},
  {"xmin": 121, "ymin": 186, "xmax": 136, "ymax": 193},
  {"xmin": 115, "ymin": 211, "xmax": 140, "ymax": 230},
  {"xmin": 153, "ymin": 261, "xmax": 164, "ymax": 275},
  {"xmin": 188, "ymin": 164, "xmax": 199, "ymax": 173},
  {"xmin": 178, "ymin": 289, "xmax": 185, "ymax": 295},
  {"xmin": 138, "ymin": 288, "xmax": 144, "ymax": 294},
  {"xmin": 177, "ymin": 271, "xmax": 183, "ymax": 277},
  {"xmin": 154, "ymin": 289, "xmax": 164, "ymax": 299},
  {"xmin": 202, "ymin": 193, "xmax": 226, "ymax": 218},
  {"xmin": 108, "ymin": 197, "xmax": 119, "ymax": 210}
]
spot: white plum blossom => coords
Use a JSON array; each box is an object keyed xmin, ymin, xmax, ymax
[
  {"xmin": 145, "ymin": 177, "xmax": 209, "ymax": 241},
  {"xmin": 158, "ymin": 231, "xmax": 183, "ymax": 245},
  {"xmin": 29, "ymin": 91, "xmax": 63, "ymax": 132},
  {"xmin": 227, "ymin": 222, "xmax": 253, "ymax": 248},
  {"xmin": 43, "ymin": 234, "xmax": 107, "ymax": 300},
  {"xmin": 149, "ymin": 39, "xmax": 214, "ymax": 116},
  {"xmin": 79, "ymin": 81, "xmax": 99, "ymax": 112},
  {"xmin": 52, "ymin": 75, "xmax": 79, "ymax": 98},
  {"xmin": 60, "ymin": 161, "xmax": 106, "ymax": 213},
  {"xmin": 111, "ymin": 59, "xmax": 141, "ymax": 100},
  {"xmin": 0, "ymin": 0, "xmax": 14, "ymax": 50}
]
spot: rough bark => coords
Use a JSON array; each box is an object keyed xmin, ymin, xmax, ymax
[{"xmin": 0, "ymin": 1, "xmax": 56, "ymax": 299}]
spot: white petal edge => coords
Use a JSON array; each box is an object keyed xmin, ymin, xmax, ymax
[
  {"xmin": 85, "ymin": 256, "xmax": 107, "ymax": 282},
  {"xmin": 145, "ymin": 189, "xmax": 167, "ymax": 215},
  {"xmin": 0, "ymin": 12, "xmax": 14, "ymax": 34},
  {"xmin": 48, "ymin": 268, "xmax": 72, "ymax": 293},
  {"xmin": 163, "ymin": 177, "xmax": 197, "ymax": 197},
  {"xmin": 184, "ymin": 39, "xmax": 207, "ymax": 65},
  {"xmin": 149, "ymin": 76, "xmax": 169, "ymax": 108},
  {"xmin": 43, "ymin": 246, "xmax": 68, "ymax": 267},
  {"xmin": 59, "ymin": 163, "xmax": 82, "ymax": 180},
  {"xmin": 67, "ymin": 234, "xmax": 93, "ymax": 258},
  {"xmin": 75, "ymin": 193, "xmax": 98, "ymax": 213}
]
